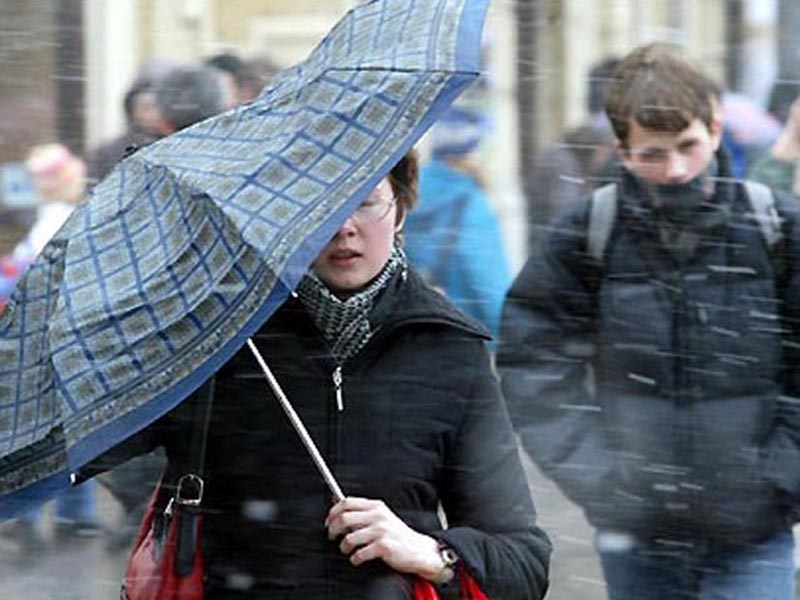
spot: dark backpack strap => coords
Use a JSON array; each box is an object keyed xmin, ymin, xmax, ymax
[
  {"xmin": 743, "ymin": 180, "xmax": 782, "ymax": 249},
  {"xmin": 587, "ymin": 183, "xmax": 618, "ymax": 263},
  {"xmin": 742, "ymin": 180, "xmax": 786, "ymax": 289}
]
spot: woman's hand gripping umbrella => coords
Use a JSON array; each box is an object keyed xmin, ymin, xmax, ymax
[{"xmin": 246, "ymin": 338, "xmax": 491, "ymax": 599}]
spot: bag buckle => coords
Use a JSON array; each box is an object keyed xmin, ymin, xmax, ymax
[{"xmin": 175, "ymin": 473, "xmax": 204, "ymax": 507}]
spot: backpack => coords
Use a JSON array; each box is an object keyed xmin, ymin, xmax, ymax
[{"xmin": 587, "ymin": 180, "xmax": 783, "ymax": 263}]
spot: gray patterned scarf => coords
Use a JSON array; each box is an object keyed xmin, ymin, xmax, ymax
[{"xmin": 296, "ymin": 245, "xmax": 406, "ymax": 363}]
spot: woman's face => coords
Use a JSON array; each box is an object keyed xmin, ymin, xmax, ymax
[{"xmin": 312, "ymin": 177, "xmax": 399, "ymax": 298}]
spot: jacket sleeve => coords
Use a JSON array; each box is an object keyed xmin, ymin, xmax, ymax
[
  {"xmin": 74, "ymin": 420, "xmax": 161, "ymax": 483},
  {"xmin": 764, "ymin": 193, "xmax": 800, "ymax": 505},
  {"xmin": 438, "ymin": 342, "xmax": 551, "ymax": 600},
  {"xmin": 75, "ymin": 386, "xmax": 202, "ymax": 483},
  {"xmin": 497, "ymin": 207, "xmax": 617, "ymax": 514}
]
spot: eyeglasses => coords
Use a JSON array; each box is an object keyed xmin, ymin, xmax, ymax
[{"xmin": 352, "ymin": 195, "xmax": 395, "ymax": 223}]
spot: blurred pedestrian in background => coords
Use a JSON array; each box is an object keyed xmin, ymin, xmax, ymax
[
  {"xmin": 85, "ymin": 60, "xmax": 177, "ymax": 186},
  {"xmin": 749, "ymin": 94, "xmax": 800, "ymax": 197},
  {"xmin": 500, "ymin": 42, "xmax": 800, "ymax": 600},
  {"xmin": 767, "ymin": 80, "xmax": 800, "ymax": 127},
  {"xmin": 0, "ymin": 143, "xmax": 89, "ymax": 307},
  {"xmin": 205, "ymin": 50, "xmax": 276, "ymax": 106},
  {"xmin": 2, "ymin": 143, "xmax": 101, "ymax": 552},
  {"xmin": 87, "ymin": 61, "xmax": 229, "ymax": 191},
  {"xmin": 152, "ymin": 63, "xmax": 230, "ymax": 134},
  {"xmin": 403, "ymin": 104, "xmax": 511, "ymax": 338},
  {"xmin": 526, "ymin": 57, "xmax": 620, "ymax": 252},
  {"xmin": 16, "ymin": 144, "xmax": 85, "ymax": 261},
  {"xmin": 718, "ymin": 91, "xmax": 782, "ymax": 178}
]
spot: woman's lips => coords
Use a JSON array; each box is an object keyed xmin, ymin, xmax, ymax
[{"xmin": 329, "ymin": 248, "xmax": 360, "ymax": 265}]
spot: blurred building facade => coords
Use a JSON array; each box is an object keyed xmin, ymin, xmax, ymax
[{"xmin": 0, "ymin": 0, "xmax": 789, "ymax": 265}]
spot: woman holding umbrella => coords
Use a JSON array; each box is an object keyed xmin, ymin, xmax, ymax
[{"xmin": 83, "ymin": 151, "xmax": 550, "ymax": 599}]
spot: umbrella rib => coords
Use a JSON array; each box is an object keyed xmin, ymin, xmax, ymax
[{"xmin": 246, "ymin": 338, "xmax": 345, "ymax": 502}]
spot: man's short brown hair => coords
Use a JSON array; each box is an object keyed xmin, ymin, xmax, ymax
[{"xmin": 604, "ymin": 43, "xmax": 722, "ymax": 147}]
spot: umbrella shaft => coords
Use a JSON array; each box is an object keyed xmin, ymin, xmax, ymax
[{"xmin": 246, "ymin": 338, "xmax": 346, "ymax": 502}]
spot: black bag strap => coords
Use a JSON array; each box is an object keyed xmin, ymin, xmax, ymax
[
  {"xmin": 187, "ymin": 377, "xmax": 215, "ymax": 476},
  {"xmin": 172, "ymin": 378, "xmax": 214, "ymax": 577},
  {"xmin": 172, "ymin": 377, "xmax": 215, "ymax": 509}
]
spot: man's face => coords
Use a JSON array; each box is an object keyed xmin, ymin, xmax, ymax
[{"xmin": 619, "ymin": 117, "xmax": 722, "ymax": 185}]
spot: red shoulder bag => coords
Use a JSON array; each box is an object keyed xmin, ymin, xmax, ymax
[{"xmin": 121, "ymin": 379, "xmax": 214, "ymax": 600}]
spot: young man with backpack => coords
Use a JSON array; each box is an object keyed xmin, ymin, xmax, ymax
[{"xmin": 498, "ymin": 42, "xmax": 800, "ymax": 599}]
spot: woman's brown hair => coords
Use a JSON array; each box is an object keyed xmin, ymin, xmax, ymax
[{"xmin": 387, "ymin": 150, "xmax": 419, "ymax": 237}]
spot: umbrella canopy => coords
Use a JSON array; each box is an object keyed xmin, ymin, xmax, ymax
[{"xmin": 0, "ymin": 0, "xmax": 490, "ymax": 517}]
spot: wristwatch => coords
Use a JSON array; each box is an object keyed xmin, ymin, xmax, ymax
[{"xmin": 435, "ymin": 542, "xmax": 459, "ymax": 584}]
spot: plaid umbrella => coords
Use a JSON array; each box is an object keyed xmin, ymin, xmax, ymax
[{"xmin": 0, "ymin": 0, "xmax": 490, "ymax": 517}]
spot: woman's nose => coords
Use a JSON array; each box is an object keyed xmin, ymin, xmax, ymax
[{"xmin": 336, "ymin": 213, "xmax": 358, "ymax": 236}]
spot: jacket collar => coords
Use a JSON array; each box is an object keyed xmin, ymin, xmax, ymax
[
  {"xmin": 618, "ymin": 148, "xmax": 736, "ymax": 209},
  {"xmin": 616, "ymin": 148, "xmax": 736, "ymax": 236},
  {"xmin": 278, "ymin": 267, "xmax": 491, "ymax": 349},
  {"xmin": 368, "ymin": 267, "xmax": 491, "ymax": 341}
]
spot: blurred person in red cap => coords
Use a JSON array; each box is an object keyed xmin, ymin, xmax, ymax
[
  {"xmin": 0, "ymin": 143, "xmax": 88, "ymax": 305},
  {"xmin": 1, "ymin": 143, "xmax": 103, "ymax": 551},
  {"xmin": 14, "ymin": 143, "xmax": 86, "ymax": 261}
]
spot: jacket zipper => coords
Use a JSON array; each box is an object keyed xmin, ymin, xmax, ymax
[
  {"xmin": 325, "ymin": 362, "xmax": 343, "ymax": 595},
  {"xmin": 672, "ymin": 269, "xmax": 700, "ymax": 531},
  {"xmin": 332, "ymin": 366, "xmax": 344, "ymax": 412},
  {"xmin": 324, "ymin": 317, "xmax": 483, "ymax": 498}
]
